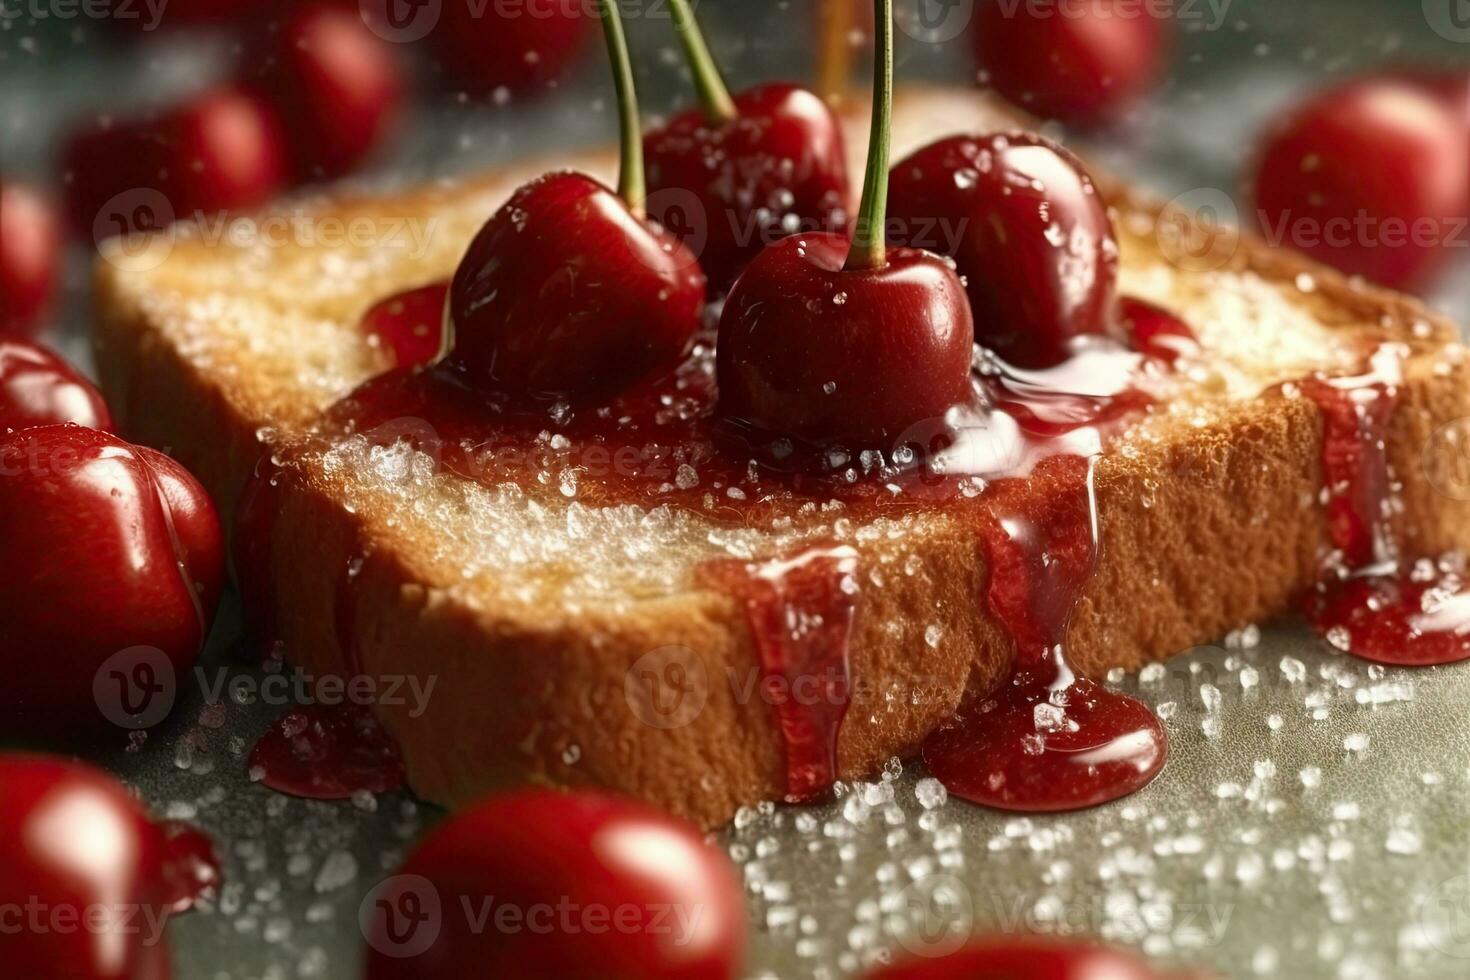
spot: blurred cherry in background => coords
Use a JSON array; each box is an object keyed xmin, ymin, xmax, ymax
[
  {"xmin": 62, "ymin": 86, "xmax": 289, "ymax": 240},
  {"xmin": 973, "ymin": 0, "xmax": 1172, "ymax": 125},
  {"xmin": 1251, "ymin": 77, "xmax": 1468, "ymax": 290},
  {"xmin": 429, "ymin": 0, "xmax": 592, "ymax": 97},
  {"xmin": 247, "ymin": 3, "xmax": 405, "ymax": 181},
  {"xmin": 0, "ymin": 182, "xmax": 61, "ymax": 335}
]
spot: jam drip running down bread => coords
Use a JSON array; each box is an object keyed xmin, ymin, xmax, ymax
[{"xmin": 93, "ymin": 87, "xmax": 1470, "ymax": 829}]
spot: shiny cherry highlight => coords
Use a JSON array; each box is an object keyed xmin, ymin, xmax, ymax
[
  {"xmin": 0, "ymin": 339, "xmax": 114, "ymax": 432},
  {"xmin": 716, "ymin": 232, "xmax": 973, "ymax": 454},
  {"xmin": 0, "ymin": 425, "xmax": 223, "ymax": 733},
  {"xmin": 447, "ymin": 172, "xmax": 705, "ymax": 403},
  {"xmin": 363, "ymin": 790, "xmax": 745, "ymax": 979},
  {"xmin": 889, "ymin": 133, "xmax": 1118, "ymax": 368}
]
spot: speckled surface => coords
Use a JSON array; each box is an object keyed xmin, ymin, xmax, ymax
[{"xmin": 3, "ymin": 2, "xmax": 1468, "ymax": 978}]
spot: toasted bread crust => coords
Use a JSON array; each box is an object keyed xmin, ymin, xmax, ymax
[{"xmin": 94, "ymin": 88, "xmax": 1470, "ymax": 828}]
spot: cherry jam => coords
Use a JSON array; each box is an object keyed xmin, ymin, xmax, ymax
[
  {"xmin": 248, "ymin": 702, "xmax": 406, "ymax": 800},
  {"xmin": 312, "ymin": 288, "xmax": 1184, "ymax": 812},
  {"xmin": 1298, "ymin": 346, "xmax": 1470, "ymax": 665}
]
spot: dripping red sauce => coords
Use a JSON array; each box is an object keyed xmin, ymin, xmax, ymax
[
  {"xmin": 248, "ymin": 702, "xmax": 406, "ymax": 800},
  {"xmin": 158, "ymin": 820, "xmax": 223, "ymax": 912},
  {"xmin": 315, "ymin": 287, "xmax": 1189, "ymax": 808},
  {"xmin": 1299, "ymin": 345, "xmax": 1470, "ymax": 666},
  {"xmin": 702, "ymin": 544, "xmax": 861, "ymax": 804},
  {"xmin": 920, "ymin": 454, "xmax": 1167, "ymax": 812}
]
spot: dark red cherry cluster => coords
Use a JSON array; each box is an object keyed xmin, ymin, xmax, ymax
[{"xmin": 443, "ymin": 0, "xmax": 1130, "ymax": 466}]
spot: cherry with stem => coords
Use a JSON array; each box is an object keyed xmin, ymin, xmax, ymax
[
  {"xmin": 646, "ymin": 0, "xmax": 850, "ymax": 290},
  {"xmin": 445, "ymin": 0, "xmax": 706, "ymax": 405},
  {"xmin": 715, "ymin": 0, "xmax": 973, "ymax": 458}
]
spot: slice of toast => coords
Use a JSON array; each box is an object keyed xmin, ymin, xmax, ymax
[{"xmin": 93, "ymin": 87, "xmax": 1470, "ymax": 829}]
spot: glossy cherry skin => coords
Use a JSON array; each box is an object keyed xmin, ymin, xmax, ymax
[
  {"xmin": 0, "ymin": 754, "xmax": 173, "ymax": 980},
  {"xmin": 0, "ymin": 425, "xmax": 223, "ymax": 733},
  {"xmin": 716, "ymin": 233, "xmax": 974, "ymax": 454},
  {"xmin": 1252, "ymin": 79, "xmax": 1468, "ymax": 290},
  {"xmin": 430, "ymin": 0, "xmax": 591, "ymax": 97},
  {"xmin": 362, "ymin": 789, "xmax": 746, "ymax": 979},
  {"xmin": 0, "ymin": 182, "xmax": 61, "ymax": 336},
  {"xmin": 133, "ymin": 445, "xmax": 227, "ymax": 616},
  {"xmin": 249, "ymin": 3, "xmax": 403, "ymax": 181},
  {"xmin": 888, "ymin": 134, "xmax": 1118, "ymax": 369},
  {"xmin": 645, "ymin": 84, "xmax": 850, "ymax": 290},
  {"xmin": 63, "ymin": 86, "xmax": 288, "ymax": 239},
  {"xmin": 448, "ymin": 172, "xmax": 706, "ymax": 404},
  {"xmin": 867, "ymin": 937, "xmax": 1162, "ymax": 979},
  {"xmin": 973, "ymin": 0, "xmax": 1170, "ymax": 125},
  {"xmin": 0, "ymin": 339, "xmax": 114, "ymax": 433}
]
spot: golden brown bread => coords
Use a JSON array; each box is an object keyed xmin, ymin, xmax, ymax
[{"xmin": 93, "ymin": 87, "xmax": 1470, "ymax": 828}]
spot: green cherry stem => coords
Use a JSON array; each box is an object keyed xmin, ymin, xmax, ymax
[
  {"xmin": 668, "ymin": 0, "xmax": 738, "ymax": 124},
  {"xmin": 597, "ymin": 0, "xmax": 646, "ymax": 216},
  {"xmin": 844, "ymin": 0, "xmax": 891, "ymax": 272}
]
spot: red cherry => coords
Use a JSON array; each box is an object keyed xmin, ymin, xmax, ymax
[
  {"xmin": 361, "ymin": 282, "xmax": 450, "ymax": 369},
  {"xmin": 250, "ymin": 3, "xmax": 404, "ymax": 181},
  {"xmin": 973, "ymin": 0, "xmax": 1170, "ymax": 125},
  {"xmin": 867, "ymin": 937, "xmax": 1162, "ymax": 979},
  {"xmin": 1252, "ymin": 79, "xmax": 1468, "ymax": 290},
  {"xmin": 645, "ymin": 83, "xmax": 850, "ymax": 290},
  {"xmin": 0, "ymin": 182, "xmax": 61, "ymax": 336},
  {"xmin": 716, "ymin": 232, "xmax": 974, "ymax": 454},
  {"xmin": 447, "ymin": 171, "xmax": 706, "ymax": 403},
  {"xmin": 0, "ymin": 754, "xmax": 173, "ymax": 980},
  {"xmin": 362, "ymin": 789, "xmax": 745, "ymax": 979},
  {"xmin": 63, "ymin": 86, "xmax": 288, "ymax": 240},
  {"xmin": 430, "ymin": 0, "xmax": 591, "ymax": 97},
  {"xmin": 0, "ymin": 339, "xmax": 113, "ymax": 433},
  {"xmin": 0, "ymin": 425, "xmax": 223, "ymax": 733},
  {"xmin": 888, "ymin": 133, "xmax": 1118, "ymax": 368}
]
